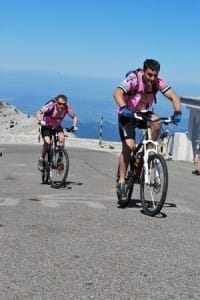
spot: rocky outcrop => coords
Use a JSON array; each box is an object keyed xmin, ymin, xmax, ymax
[{"xmin": 0, "ymin": 101, "xmax": 38, "ymax": 143}]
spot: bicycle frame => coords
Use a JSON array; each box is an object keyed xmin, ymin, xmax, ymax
[
  {"xmin": 41, "ymin": 126, "xmax": 70, "ymax": 187},
  {"xmin": 117, "ymin": 112, "xmax": 174, "ymax": 215},
  {"xmin": 143, "ymin": 126, "xmax": 158, "ymax": 185},
  {"xmin": 51, "ymin": 133, "xmax": 59, "ymax": 163},
  {"xmin": 133, "ymin": 114, "xmax": 172, "ymax": 185}
]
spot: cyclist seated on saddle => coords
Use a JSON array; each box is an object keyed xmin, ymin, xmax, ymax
[
  {"xmin": 113, "ymin": 58, "xmax": 182, "ymax": 197},
  {"xmin": 35, "ymin": 94, "xmax": 78, "ymax": 171}
]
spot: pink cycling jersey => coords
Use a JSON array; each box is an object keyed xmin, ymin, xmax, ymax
[
  {"xmin": 118, "ymin": 70, "xmax": 171, "ymax": 112},
  {"xmin": 40, "ymin": 101, "xmax": 75, "ymax": 128}
]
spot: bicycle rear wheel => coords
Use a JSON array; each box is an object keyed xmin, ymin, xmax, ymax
[
  {"xmin": 140, "ymin": 153, "xmax": 168, "ymax": 216},
  {"xmin": 50, "ymin": 148, "xmax": 69, "ymax": 188}
]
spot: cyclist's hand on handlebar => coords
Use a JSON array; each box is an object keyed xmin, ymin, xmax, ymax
[
  {"xmin": 119, "ymin": 106, "xmax": 132, "ymax": 118},
  {"xmin": 38, "ymin": 120, "xmax": 46, "ymax": 126},
  {"xmin": 66, "ymin": 126, "xmax": 78, "ymax": 132},
  {"xmin": 171, "ymin": 111, "xmax": 181, "ymax": 124},
  {"xmin": 72, "ymin": 126, "xmax": 78, "ymax": 132}
]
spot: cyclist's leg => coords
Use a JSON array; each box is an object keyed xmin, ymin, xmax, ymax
[
  {"xmin": 193, "ymin": 152, "xmax": 200, "ymax": 175},
  {"xmin": 150, "ymin": 112, "xmax": 162, "ymax": 141},
  {"xmin": 42, "ymin": 136, "xmax": 51, "ymax": 157},
  {"xmin": 118, "ymin": 140, "xmax": 134, "ymax": 183},
  {"xmin": 41, "ymin": 126, "xmax": 52, "ymax": 158},
  {"xmin": 56, "ymin": 126, "xmax": 65, "ymax": 147},
  {"xmin": 37, "ymin": 127, "xmax": 52, "ymax": 171},
  {"xmin": 117, "ymin": 116, "xmax": 136, "ymax": 198},
  {"xmin": 197, "ymin": 154, "xmax": 200, "ymax": 170}
]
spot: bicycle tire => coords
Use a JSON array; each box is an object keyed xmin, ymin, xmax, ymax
[
  {"xmin": 50, "ymin": 148, "xmax": 69, "ymax": 188},
  {"xmin": 140, "ymin": 153, "xmax": 168, "ymax": 216}
]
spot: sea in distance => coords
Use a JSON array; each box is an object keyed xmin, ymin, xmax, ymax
[{"xmin": 0, "ymin": 69, "xmax": 198, "ymax": 142}]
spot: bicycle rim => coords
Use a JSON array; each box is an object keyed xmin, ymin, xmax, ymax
[
  {"xmin": 140, "ymin": 153, "xmax": 168, "ymax": 216},
  {"xmin": 50, "ymin": 148, "xmax": 69, "ymax": 188}
]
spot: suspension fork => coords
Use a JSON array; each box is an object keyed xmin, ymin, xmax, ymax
[{"xmin": 143, "ymin": 127, "xmax": 158, "ymax": 185}]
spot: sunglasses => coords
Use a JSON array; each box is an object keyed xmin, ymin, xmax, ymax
[{"xmin": 57, "ymin": 101, "xmax": 66, "ymax": 106}]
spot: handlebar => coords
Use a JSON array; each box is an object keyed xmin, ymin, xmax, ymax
[
  {"xmin": 38, "ymin": 122, "xmax": 77, "ymax": 132},
  {"xmin": 132, "ymin": 112, "xmax": 174, "ymax": 125},
  {"xmin": 65, "ymin": 126, "xmax": 77, "ymax": 132}
]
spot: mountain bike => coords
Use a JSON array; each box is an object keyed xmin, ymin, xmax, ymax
[
  {"xmin": 41, "ymin": 126, "xmax": 74, "ymax": 188},
  {"xmin": 117, "ymin": 113, "xmax": 174, "ymax": 216}
]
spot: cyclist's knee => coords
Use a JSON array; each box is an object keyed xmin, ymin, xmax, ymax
[
  {"xmin": 151, "ymin": 114, "xmax": 161, "ymax": 130},
  {"xmin": 43, "ymin": 138, "xmax": 51, "ymax": 151},
  {"xmin": 58, "ymin": 138, "xmax": 65, "ymax": 147},
  {"xmin": 58, "ymin": 132, "xmax": 65, "ymax": 146},
  {"xmin": 152, "ymin": 122, "xmax": 161, "ymax": 131},
  {"xmin": 122, "ymin": 139, "xmax": 135, "ymax": 153},
  {"xmin": 43, "ymin": 136, "xmax": 51, "ymax": 144}
]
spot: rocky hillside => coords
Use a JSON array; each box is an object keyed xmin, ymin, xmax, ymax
[{"xmin": 0, "ymin": 101, "xmax": 38, "ymax": 143}]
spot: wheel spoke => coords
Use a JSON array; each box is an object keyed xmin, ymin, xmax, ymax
[
  {"xmin": 50, "ymin": 149, "xmax": 69, "ymax": 188},
  {"xmin": 140, "ymin": 153, "xmax": 168, "ymax": 216}
]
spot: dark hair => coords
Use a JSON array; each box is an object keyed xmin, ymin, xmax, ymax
[
  {"xmin": 143, "ymin": 59, "xmax": 160, "ymax": 72},
  {"xmin": 55, "ymin": 94, "xmax": 68, "ymax": 102}
]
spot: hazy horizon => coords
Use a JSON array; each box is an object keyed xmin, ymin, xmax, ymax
[{"xmin": 0, "ymin": 69, "xmax": 192, "ymax": 141}]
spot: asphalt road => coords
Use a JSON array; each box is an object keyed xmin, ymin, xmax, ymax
[{"xmin": 0, "ymin": 144, "xmax": 200, "ymax": 300}]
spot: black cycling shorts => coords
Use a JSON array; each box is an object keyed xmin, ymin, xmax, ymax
[
  {"xmin": 41, "ymin": 125, "xmax": 64, "ymax": 139},
  {"xmin": 118, "ymin": 111, "xmax": 153, "ymax": 142}
]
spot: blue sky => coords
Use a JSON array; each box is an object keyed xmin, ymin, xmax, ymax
[
  {"xmin": 0, "ymin": 0, "xmax": 199, "ymax": 132},
  {"xmin": 1, "ymin": 0, "xmax": 200, "ymax": 83}
]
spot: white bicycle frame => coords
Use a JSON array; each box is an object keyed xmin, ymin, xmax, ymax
[
  {"xmin": 134, "ymin": 114, "xmax": 171, "ymax": 186},
  {"xmin": 143, "ymin": 127, "xmax": 158, "ymax": 185}
]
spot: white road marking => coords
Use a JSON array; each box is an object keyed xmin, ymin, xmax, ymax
[
  {"xmin": 39, "ymin": 199, "xmax": 105, "ymax": 208},
  {"xmin": 0, "ymin": 195, "xmax": 197, "ymax": 215},
  {"xmin": 0, "ymin": 198, "xmax": 20, "ymax": 206},
  {"xmin": 38, "ymin": 193, "xmax": 112, "ymax": 201},
  {"xmin": 38, "ymin": 193, "xmax": 109, "ymax": 208},
  {"xmin": 40, "ymin": 200, "xmax": 60, "ymax": 208},
  {"xmin": 0, "ymin": 193, "xmax": 109, "ymax": 209}
]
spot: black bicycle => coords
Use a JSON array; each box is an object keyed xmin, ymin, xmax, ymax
[
  {"xmin": 117, "ymin": 113, "xmax": 175, "ymax": 216},
  {"xmin": 41, "ymin": 126, "xmax": 74, "ymax": 188}
]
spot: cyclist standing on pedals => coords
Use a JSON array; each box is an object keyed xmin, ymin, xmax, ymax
[
  {"xmin": 35, "ymin": 94, "xmax": 78, "ymax": 171},
  {"xmin": 113, "ymin": 59, "xmax": 182, "ymax": 199}
]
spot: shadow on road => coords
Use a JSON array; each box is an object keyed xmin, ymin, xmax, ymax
[{"xmin": 117, "ymin": 197, "xmax": 176, "ymax": 218}]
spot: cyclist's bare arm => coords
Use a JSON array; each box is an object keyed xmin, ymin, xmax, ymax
[
  {"xmin": 72, "ymin": 115, "xmax": 78, "ymax": 128},
  {"xmin": 35, "ymin": 110, "xmax": 44, "ymax": 123},
  {"xmin": 113, "ymin": 87, "xmax": 126, "ymax": 108},
  {"xmin": 163, "ymin": 88, "xmax": 181, "ymax": 112}
]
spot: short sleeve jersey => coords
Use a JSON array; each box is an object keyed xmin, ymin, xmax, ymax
[
  {"xmin": 40, "ymin": 100, "xmax": 75, "ymax": 127},
  {"xmin": 118, "ymin": 70, "xmax": 171, "ymax": 112}
]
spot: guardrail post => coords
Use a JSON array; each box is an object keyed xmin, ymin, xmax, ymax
[{"xmin": 99, "ymin": 116, "xmax": 104, "ymax": 147}]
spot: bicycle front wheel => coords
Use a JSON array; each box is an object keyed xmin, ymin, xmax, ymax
[
  {"xmin": 140, "ymin": 153, "xmax": 168, "ymax": 216},
  {"xmin": 50, "ymin": 148, "xmax": 69, "ymax": 188}
]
